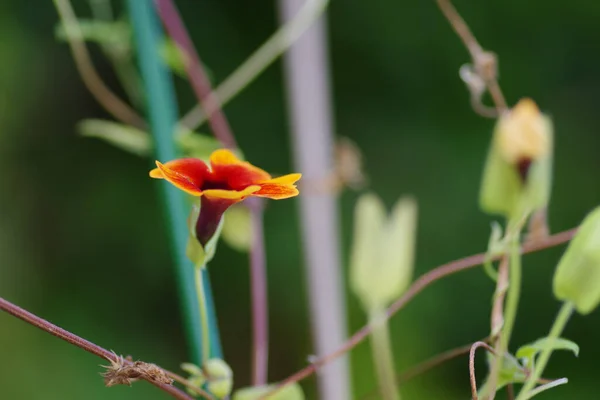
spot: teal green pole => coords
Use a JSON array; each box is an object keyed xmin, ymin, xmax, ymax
[{"xmin": 127, "ymin": 0, "xmax": 222, "ymax": 362}]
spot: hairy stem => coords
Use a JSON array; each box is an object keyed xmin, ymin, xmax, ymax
[
  {"xmin": 516, "ymin": 302, "xmax": 574, "ymax": 399},
  {"xmin": 0, "ymin": 297, "xmax": 196, "ymax": 400}
]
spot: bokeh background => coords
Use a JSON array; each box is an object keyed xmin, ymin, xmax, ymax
[{"xmin": 2, "ymin": 0, "xmax": 600, "ymax": 399}]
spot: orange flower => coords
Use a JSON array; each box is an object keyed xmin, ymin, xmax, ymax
[{"xmin": 150, "ymin": 149, "xmax": 301, "ymax": 245}]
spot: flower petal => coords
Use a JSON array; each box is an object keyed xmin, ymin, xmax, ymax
[
  {"xmin": 209, "ymin": 149, "xmax": 272, "ymax": 190},
  {"xmin": 260, "ymin": 173, "xmax": 302, "ymax": 185},
  {"xmin": 151, "ymin": 158, "xmax": 209, "ymax": 196},
  {"xmin": 203, "ymin": 185, "xmax": 261, "ymax": 200},
  {"xmin": 209, "ymin": 149, "xmax": 243, "ymax": 166},
  {"xmin": 254, "ymin": 183, "xmax": 300, "ymax": 200}
]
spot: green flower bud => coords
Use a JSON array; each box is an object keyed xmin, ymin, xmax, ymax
[
  {"xmin": 350, "ymin": 193, "xmax": 418, "ymax": 312},
  {"xmin": 553, "ymin": 206, "xmax": 600, "ymax": 314},
  {"xmin": 204, "ymin": 358, "xmax": 233, "ymax": 399},
  {"xmin": 479, "ymin": 98, "xmax": 553, "ymax": 219}
]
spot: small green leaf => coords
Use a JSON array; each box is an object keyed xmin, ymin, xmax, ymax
[
  {"xmin": 55, "ymin": 19, "xmax": 131, "ymax": 54},
  {"xmin": 159, "ymin": 38, "xmax": 214, "ymax": 80},
  {"xmin": 553, "ymin": 206, "xmax": 600, "ymax": 314},
  {"xmin": 159, "ymin": 39, "xmax": 188, "ymax": 78},
  {"xmin": 178, "ymin": 130, "xmax": 222, "ymax": 161},
  {"xmin": 516, "ymin": 337, "xmax": 579, "ymax": 368},
  {"xmin": 186, "ymin": 205, "xmax": 225, "ymax": 267},
  {"xmin": 78, "ymin": 119, "xmax": 151, "ymax": 156},
  {"xmin": 180, "ymin": 362, "xmax": 206, "ymax": 395},
  {"xmin": 483, "ymin": 221, "xmax": 505, "ymax": 281},
  {"xmin": 220, "ymin": 204, "xmax": 252, "ymax": 252},
  {"xmin": 203, "ymin": 358, "xmax": 233, "ymax": 399},
  {"xmin": 233, "ymin": 383, "xmax": 304, "ymax": 400}
]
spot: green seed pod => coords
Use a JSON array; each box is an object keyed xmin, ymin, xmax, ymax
[
  {"xmin": 553, "ymin": 206, "xmax": 600, "ymax": 314},
  {"xmin": 203, "ymin": 358, "xmax": 233, "ymax": 399},
  {"xmin": 479, "ymin": 98, "xmax": 553, "ymax": 219}
]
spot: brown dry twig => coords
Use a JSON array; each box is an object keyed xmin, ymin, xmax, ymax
[
  {"xmin": 260, "ymin": 227, "xmax": 577, "ymax": 399},
  {"xmin": 0, "ymin": 296, "xmax": 204, "ymax": 400},
  {"xmin": 436, "ymin": 0, "xmax": 508, "ymax": 117}
]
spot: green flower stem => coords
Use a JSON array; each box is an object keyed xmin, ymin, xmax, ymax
[
  {"xmin": 369, "ymin": 310, "xmax": 401, "ymax": 400},
  {"xmin": 485, "ymin": 226, "xmax": 523, "ymax": 399},
  {"xmin": 127, "ymin": 0, "xmax": 222, "ymax": 363},
  {"xmin": 195, "ymin": 266, "xmax": 211, "ymax": 364},
  {"xmin": 516, "ymin": 302, "xmax": 574, "ymax": 400},
  {"xmin": 500, "ymin": 233, "xmax": 522, "ymax": 355}
]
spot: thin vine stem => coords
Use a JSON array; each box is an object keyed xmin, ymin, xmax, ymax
[
  {"xmin": 179, "ymin": 0, "xmax": 330, "ymax": 131},
  {"xmin": 469, "ymin": 341, "xmax": 497, "ymax": 400},
  {"xmin": 516, "ymin": 302, "xmax": 574, "ymax": 399},
  {"xmin": 436, "ymin": 0, "xmax": 507, "ymax": 115},
  {"xmin": 259, "ymin": 227, "xmax": 578, "ymax": 399},
  {"xmin": 155, "ymin": 0, "xmax": 237, "ymax": 149},
  {"xmin": 0, "ymin": 297, "xmax": 197, "ymax": 400},
  {"xmin": 52, "ymin": 0, "xmax": 146, "ymax": 128}
]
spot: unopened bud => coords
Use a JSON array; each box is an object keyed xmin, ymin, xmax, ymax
[
  {"xmin": 204, "ymin": 358, "xmax": 233, "ymax": 399},
  {"xmin": 479, "ymin": 98, "xmax": 553, "ymax": 219},
  {"xmin": 553, "ymin": 207, "xmax": 600, "ymax": 314}
]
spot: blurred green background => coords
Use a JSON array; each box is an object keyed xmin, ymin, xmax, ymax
[{"xmin": 1, "ymin": 0, "xmax": 600, "ymax": 399}]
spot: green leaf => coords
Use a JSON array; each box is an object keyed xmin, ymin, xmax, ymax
[
  {"xmin": 77, "ymin": 119, "xmax": 151, "ymax": 156},
  {"xmin": 204, "ymin": 358, "xmax": 233, "ymax": 399},
  {"xmin": 159, "ymin": 38, "xmax": 188, "ymax": 78},
  {"xmin": 186, "ymin": 205, "xmax": 225, "ymax": 267},
  {"xmin": 233, "ymin": 383, "xmax": 304, "ymax": 400},
  {"xmin": 483, "ymin": 221, "xmax": 505, "ymax": 281},
  {"xmin": 350, "ymin": 193, "xmax": 418, "ymax": 311},
  {"xmin": 55, "ymin": 19, "xmax": 131, "ymax": 54},
  {"xmin": 553, "ymin": 206, "xmax": 600, "ymax": 314},
  {"xmin": 159, "ymin": 38, "xmax": 214, "ymax": 81},
  {"xmin": 178, "ymin": 130, "xmax": 222, "ymax": 161},
  {"xmin": 220, "ymin": 204, "xmax": 252, "ymax": 252},
  {"xmin": 516, "ymin": 337, "xmax": 579, "ymax": 368}
]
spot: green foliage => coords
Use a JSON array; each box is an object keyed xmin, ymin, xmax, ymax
[
  {"xmin": 55, "ymin": 18, "xmax": 131, "ymax": 55},
  {"xmin": 78, "ymin": 119, "xmax": 151, "ymax": 156},
  {"xmin": 203, "ymin": 358, "xmax": 233, "ymax": 399},
  {"xmin": 553, "ymin": 206, "xmax": 600, "ymax": 314},
  {"xmin": 350, "ymin": 193, "xmax": 418, "ymax": 312},
  {"xmin": 159, "ymin": 38, "xmax": 188, "ymax": 78},
  {"xmin": 233, "ymin": 383, "xmax": 304, "ymax": 400},
  {"xmin": 516, "ymin": 337, "xmax": 579, "ymax": 369},
  {"xmin": 180, "ymin": 363, "xmax": 207, "ymax": 396},
  {"xmin": 220, "ymin": 204, "xmax": 252, "ymax": 252},
  {"xmin": 186, "ymin": 205, "xmax": 225, "ymax": 267}
]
